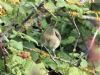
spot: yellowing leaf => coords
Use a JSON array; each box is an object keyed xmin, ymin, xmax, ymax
[
  {"xmin": 0, "ymin": 1, "xmax": 13, "ymax": 13},
  {"xmin": 0, "ymin": 5, "xmax": 6, "ymax": 16},
  {"xmin": 9, "ymin": 0, "xmax": 20, "ymax": 4},
  {"xmin": 67, "ymin": 0, "xmax": 80, "ymax": 4}
]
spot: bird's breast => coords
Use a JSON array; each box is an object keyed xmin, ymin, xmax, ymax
[{"xmin": 49, "ymin": 36, "xmax": 61, "ymax": 50}]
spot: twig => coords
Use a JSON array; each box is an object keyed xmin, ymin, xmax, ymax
[
  {"xmin": 57, "ymin": 11, "xmax": 100, "ymax": 21},
  {"xmin": 82, "ymin": 15, "xmax": 100, "ymax": 21},
  {"xmin": 72, "ymin": 17, "xmax": 80, "ymax": 51},
  {"xmin": 24, "ymin": 47, "xmax": 78, "ymax": 66},
  {"xmin": 68, "ymin": 16, "xmax": 88, "ymax": 66},
  {"xmin": 54, "ymin": 57, "xmax": 78, "ymax": 66}
]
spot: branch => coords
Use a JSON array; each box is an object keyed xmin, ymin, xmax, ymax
[
  {"xmin": 82, "ymin": 15, "xmax": 100, "ymax": 21},
  {"xmin": 57, "ymin": 11, "xmax": 100, "ymax": 21},
  {"xmin": 24, "ymin": 47, "xmax": 79, "ymax": 66}
]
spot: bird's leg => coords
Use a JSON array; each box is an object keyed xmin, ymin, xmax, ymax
[
  {"xmin": 50, "ymin": 49, "xmax": 59, "ymax": 64},
  {"xmin": 52, "ymin": 49, "xmax": 56, "ymax": 58},
  {"xmin": 44, "ymin": 46, "xmax": 51, "ymax": 55},
  {"xmin": 44, "ymin": 46, "xmax": 58, "ymax": 64}
]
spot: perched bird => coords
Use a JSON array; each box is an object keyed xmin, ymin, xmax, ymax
[
  {"xmin": 87, "ymin": 36, "xmax": 100, "ymax": 75},
  {"xmin": 40, "ymin": 25, "xmax": 61, "ymax": 58}
]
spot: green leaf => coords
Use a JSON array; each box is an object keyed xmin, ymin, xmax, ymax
[
  {"xmin": 57, "ymin": 50, "xmax": 71, "ymax": 60},
  {"xmin": 68, "ymin": 67, "xmax": 80, "ymax": 75},
  {"xmin": 43, "ymin": 57, "xmax": 57, "ymax": 70},
  {"xmin": 57, "ymin": 63, "xmax": 69, "ymax": 75},
  {"xmin": 0, "ymin": 59, "xmax": 4, "ymax": 70},
  {"xmin": 31, "ymin": 51, "xmax": 39, "ymax": 61},
  {"xmin": 24, "ymin": 61, "xmax": 48, "ymax": 75},
  {"xmin": 44, "ymin": 1, "xmax": 56, "ymax": 12},
  {"xmin": 3, "ymin": 35, "xmax": 9, "ymax": 42},
  {"xmin": 66, "ymin": 36, "xmax": 76, "ymax": 44},
  {"xmin": 69, "ymin": 53, "xmax": 80, "ymax": 58},
  {"xmin": 95, "ymin": 66, "xmax": 100, "ymax": 75},
  {"xmin": 0, "ymin": 1, "xmax": 13, "ymax": 13},
  {"xmin": 44, "ymin": 1, "xmax": 57, "ymax": 17},
  {"xmin": 23, "ymin": 60, "xmax": 35, "ymax": 75},
  {"xmin": 0, "ymin": 28, "xmax": 2, "ymax": 33},
  {"xmin": 80, "ymin": 59, "xmax": 88, "ymax": 68},
  {"xmin": 8, "ymin": 40, "xmax": 23, "ymax": 50},
  {"xmin": 62, "ymin": 36, "xmax": 76, "ymax": 45},
  {"xmin": 19, "ymin": 6, "xmax": 26, "ymax": 16},
  {"xmin": 10, "ymin": 30, "xmax": 18, "ymax": 38},
  {"xmin": 0, "ymin": 19, "xmax": 3, "ymax": 24},
  {"xmin": 35, "ymin": 0, "xmax": 44, "ymax": 6},
  {"xmin": 22, "ymin": 33, "xmax": 38, "ymax": 45},
  {"xmin": 41, "ymin": 19, "xmax": 48, "ymax": 28},
  {"xmin": 36, "ymin": 63, "xmax": 48, "ymax": 75},
  {"xmin": 56, "ymin": 0, "xmax": 66, "ymax": 8}
]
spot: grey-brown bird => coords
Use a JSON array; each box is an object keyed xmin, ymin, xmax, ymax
[{"xmin": 41, "ymin": 25, "xmax": 61, "ymax": 58}]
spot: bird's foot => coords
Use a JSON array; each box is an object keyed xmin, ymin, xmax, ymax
[{"xmin": 50, "ymin": 55, "xmax": 58, "ymax": 65}]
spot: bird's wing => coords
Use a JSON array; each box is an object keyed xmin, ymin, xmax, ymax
[{"xmin": 54, "ymin": 29, "xmax": 61, "ymax": 41}]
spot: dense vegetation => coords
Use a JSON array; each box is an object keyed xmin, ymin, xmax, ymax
[{"xmin": 0, "ymin": 0, "xmax": 100, "ymax": 75}]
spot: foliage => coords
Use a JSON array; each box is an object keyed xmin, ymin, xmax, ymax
[{"xmin": 0, "ymin": 0, "xmax": 99, "ymax": 75}]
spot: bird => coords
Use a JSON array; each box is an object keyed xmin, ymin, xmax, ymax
[
  {"xmin": 40, "ymin": 25, "xmax": 61, "ymax": 58},
  {"xmin": 87, "ymin": 36, "xmax": 100, "ymax": 75}
]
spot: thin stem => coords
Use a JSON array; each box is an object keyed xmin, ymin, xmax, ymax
[
  {"xmin": 24, "ymin": 47, "xmax": 78, "ymax": 66},
  {"xmin": 72, "ymin": 17, "xmax": 80, "ymax": 51},
  {"xmin": 44, "ymin": 46, "xmax": 58, "ymax": 65}
]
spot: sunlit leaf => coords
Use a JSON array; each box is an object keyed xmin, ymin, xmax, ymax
[
  {"xmin": 80, "ymin": 59, "xmax": 88, "ymax": 68},
  {"xmin": 68, "ymin": 67, "xmax": 80, "ymax": 75},
  {"xmin": 56, "ymin": 0, "xmax": 66, "ymax": 8},
  {"xmin": 44, "ymin": 0, "xmax": 57, "ymax": 17},
  {"xmin": 21, "ymin": 33, "xmax": 38, "ymax": 45},
  {"xmin": 8, "ymin": 40, "xmax": 23, "ymax": 50}
]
